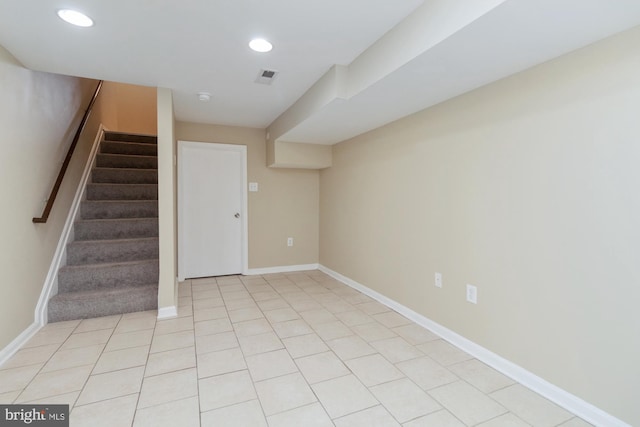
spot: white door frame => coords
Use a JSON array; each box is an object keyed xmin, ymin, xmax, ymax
[{"xmin": 177, "ymin": 140, "xmax": 248, "ymax": 280}]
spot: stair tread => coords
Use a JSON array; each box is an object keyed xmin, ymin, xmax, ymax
[
  {"xmin": 77, "ymin": 217, "xmax": 158, "ymax": 223},
  {"xmin": 98, "ymin": 155, "xmax": 158, "ymax": 159},
  {"xmin": 93, "ymin": 166, "xmax": 158, "ymax": 172},
  {"xmin": 60, "ymin": 258, "xmax": 159, "ymax": 271},
  {"xmin": 69, "ymin": 237, "xmax": 159, "ymax": 245},
  {"xmin": 52, "ymin": 284, "xmax": 158, "ymax": 300}
]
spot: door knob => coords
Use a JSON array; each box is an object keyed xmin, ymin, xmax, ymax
[{"xmin": 234, "ymin": 213, "xmax": 240, "ymax": 218}]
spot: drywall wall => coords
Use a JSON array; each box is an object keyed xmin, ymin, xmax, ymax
[
  {"xmin": 157, "ymin": 88, "xmax": 178, "ymax": 311},
  {"xmin": 98, "ymin": 81, "xmax": 157, "ymax": 134},
  {"xmin": 269, "ymin": 141, "xmax": 332, "ymax": 169},
  {"xmin": 320, "ymin": 26, "xmax": 640, "ymax": 425},
  {"xmin": 0, "ymin": 45, "xmax": 98, "ymax": 349},
  {"xmin": 176, "ymin": 122, "xmax": 319, "ymax": 269}
]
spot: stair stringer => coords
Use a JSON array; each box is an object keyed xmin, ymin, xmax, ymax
[{"xmin": 35, "ymin": 125, "xmax": 107, "ymax": 325}]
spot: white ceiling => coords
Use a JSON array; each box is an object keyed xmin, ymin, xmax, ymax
[{"xmin": 1, "ymin": 0, "xmax": 640, "ymax": 145}]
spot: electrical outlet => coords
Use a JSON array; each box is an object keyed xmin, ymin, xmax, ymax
[
  {"xmin": 466, "ymin": 284, "xmax": 478, "ymax": 304},
  {"xmin": 249, "ymin": 182, "xmax": 258, "ymax": 192},
  {"xmin": 435, "ymin": 272, "xmax": 442, "ymax": 288},
  {"xmin": 287, "ymin": 237, "xmax": 293, "ymax": 247}
]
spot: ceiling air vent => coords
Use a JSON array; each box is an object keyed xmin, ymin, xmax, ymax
[{"xmin": 255, "ymin": 69, "xmax": 278, "ymax": 85}]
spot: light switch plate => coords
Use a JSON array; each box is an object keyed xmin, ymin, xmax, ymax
[{"xmin": 249, "ymin": 182, "xmax": 258, "ymax": 192}]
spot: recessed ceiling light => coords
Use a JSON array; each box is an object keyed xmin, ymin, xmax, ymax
[
  {"xmin": 249, "ymin": 38, "xmax": 273, "ymax": 53},
  {"xmin": 57, "ymin": 9, "xmax": 94, "ymax": 27},
  {"xmin": 197, "ymin": 92, "xmax": 211, "ymax": 102}
]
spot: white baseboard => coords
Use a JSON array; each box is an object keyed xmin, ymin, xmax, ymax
[
  {"xmin": 35, "ymin": 125, "xmax": 106, "ymax": 325},
  {"xmin": 157, "ymin": 306, "xmax": 178, "ymax": 320},
  {"xmin": 0, "ymin": 323, "xmax": 41, "ymax": 368},
  {"xmin": 318, "ymin": 264, "xmax": 630, "ymax": 427},
  {"xmin": 245, "ymin": 263, "xmax": 320, "ymax": 276}
]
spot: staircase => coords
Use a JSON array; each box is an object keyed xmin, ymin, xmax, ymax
[{"xmin": 48, "ymin": 131, "xmax": 159, "ymax": 322}]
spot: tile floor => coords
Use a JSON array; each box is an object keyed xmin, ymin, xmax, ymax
[{"xmin": 0, "ymin": 270, "xmax": 592, "ymax": 426}]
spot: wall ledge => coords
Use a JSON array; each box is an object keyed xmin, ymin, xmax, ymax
[{"xmin": 318, "ymin": 264, "xmax": 631, "ymax": 427}]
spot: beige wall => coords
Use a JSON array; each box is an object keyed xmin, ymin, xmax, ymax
[
  {"xmin": 320, "ymin": 27, "xmax": 640, "ymax": 425},
  {"xmin": 176, "ymin": 122, "xmax": 319, "ymax": 269},
  {"xmin": 99, "ymin": 81, "xmax": 157, "ymax": 134},
  {"xmin": 157, "ymin": 88, "xmax": 178, "ymax": 310},
  {"xmin": 269, "ymin": 141, "xmax": 332, "ymax": 169},
  {"xmin": 0, "ymin": 45, "xmax": 99, "ymax": 349}
]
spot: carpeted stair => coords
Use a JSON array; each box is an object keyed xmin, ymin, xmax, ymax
[{"xmin": 48, "ymin": 131, "xmax": 159, "ymax": 322}]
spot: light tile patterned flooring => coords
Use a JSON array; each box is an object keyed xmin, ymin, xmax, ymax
[{"xmin": 0, "ymin": 270, "xmax": 592, "ymax": 426}]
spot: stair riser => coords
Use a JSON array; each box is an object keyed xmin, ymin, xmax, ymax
[
  {"xmin": 96, "ymin": 154, "xmax": 157, "ymax": 169},
  {"xmin": 81, "ymin": 201, "xmax": 158, "ymax": 220},
  {"xmin": 92, "ymin": 168, "xmax": 158, "ymax": 184},
  {"xmin": 58, "ymin": 261, "xmax": 159, "ymax": 293},
  {"xmin": 101, "ymin": 141, "xmax": 157, "ymax": 156},
  {"xmin": 75, "ymin": 219, "xmax": 158, "ymax": 240},
  {"xmin": 104, "ymin": 132, "xmax": 157, "ymax": 144},
  {"xmin": 48, "ymin": 286, "xmax": 158, "ymax": 322},
  {"xmin": 86, "ymin": 184, "xmax": 158, "ymax": 201},
  {"xmin": 67, "ymin": 239, "xmax": 159, "ymax": 265}
]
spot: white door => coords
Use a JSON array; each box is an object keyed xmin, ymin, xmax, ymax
[{"xmin": 178, "ymin": 141, "xmax": 247, "ymax": 279}]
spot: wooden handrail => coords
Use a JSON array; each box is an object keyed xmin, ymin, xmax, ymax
[{"xmin": 33, "ymin": 80, "xmax": 103, "ymax": 223}]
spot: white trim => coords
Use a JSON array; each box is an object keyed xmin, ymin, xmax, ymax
[
  {"xmin": 35, "ymin": 125, "xmax": 106, "ymax": 325},
  {"xmin": 318, "ymin": 264, "xmax": 631, "ymax": 427},
  {"xmin": 0, "ymin": 323, "xmax": 41, "ymax": 368},
  {"xmin": 245, "ymin": 263, "xmax": 320, "ymax": 276},
  {"xmin": 157, "ymin": 306, "xmax": 178, "ymax": 320}
]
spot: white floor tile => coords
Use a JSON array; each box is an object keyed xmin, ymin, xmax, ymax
[
  {"xmin": 104, "ymin": 329, "xmax": 154, "ymax": 352},
  {"xmin": 144, "ymin": 346, "xmax": 196, "ymax": 377},
  {"xmin": 246, "ymin": 349, "xmax": 298, "ymax": 382},
  {"xmin": 255, "ymin": 372, "xmax": 317, "ymax": 416},
  {"xmin": 198, "ymin": 369, "xmax": 256, "ymax": 412},
  {"xmin": 417, "ymin": 340, "xmax": 473, "ymax": 366},
  {"xmin": 195, "ymin": 331, "xmax": 239, "ymax": 354},
  {"xmin": 370, "ymin": 337, "xmax": 424, "ymax": 363},
  {"xmin": 272, "ymin": 319, "xmax": 313, "ymax": 338},
  {"xmin": 266, "ymin": 402, "xmax": 334, "ymax": 427},
  {"xmin": 41, "ymin": 344, "xmax": 104, "ymax": 372},
  {"xmin": 491, "ymin": 384, "xmax": 573, "ymax": 427},
  {"xmin": 201, "ymin": 399, "xmax": 267, "ymax": 427},
  {"xmin": 72, "ymin": 394, "xmax": 138, "ymax": 427},
  {"xmin": 238, "ymin": 331, "xmax": 283, "ymax": 356},
  {"xmin": 282, "ymin": 333, "xmax": 329, "ymax": 359},
  {"xmin": 150, "ymin": 329, "xmax": 195, "ymax": 353},
  {"xmin": 16, "ymin": 365, "xmax": 92, "ymax": 403},
  {"xmin": 311, "ymin": 374, "xmax": 378, "ymax": 418},
  {"xmin": 326, "ymin": 335, "xmax": 376, "ymax": 361},
  {"xmin": 396, "ymin": 356, "xmax": 458, "ymax": 391},
  {"xmin": 197, "ymin": 347, "xmax": 246, "ymax": 378},
  {"xmin": 295, "ymin": 351, "xmax": 350, "ymax": 384},
  {"xmin": 138, "ymin": 368, "xmax": 198, "ymax": 409},
  {"xmin": 371, "ymin": 378, "xmax": 441, "ymax": 423},
  {"xmin": 76, "ymin": 366, "xmax": 144, "ymax": 406},
  {"xmin": 475, "ymin": 412, "xmax": 532, "ymax": 427},
  {"xmin": 133, "ymin": 396, "xmax": 200, "ymax": 427},
  {"xmin": 233, "ymin": 318, "xmax": 273, "ymax": 337},
  {"xmin": 334, "ymin": 405, "xmax": 401, "ymax": 427},
  {"xmin": 345, "ymin": 353, "xmax": 404, "ymax": 387},
  {"xmin": 92, "ymin": 345, "xmax": 150, "ymax": 374},
  {"xmin": 402, "ymin": 409, "xmax": 466, "ymax": 427},
  {"xmin": 0, "ymin": 364, "xmax": 43, "ymax": 394},
  {"xmin": 447, "ymin": 359, "xmax": 514, "ymax": 394},
  {"xmin": 429, "ymin": 380, "xmax": 507, "ymax": 426}
]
